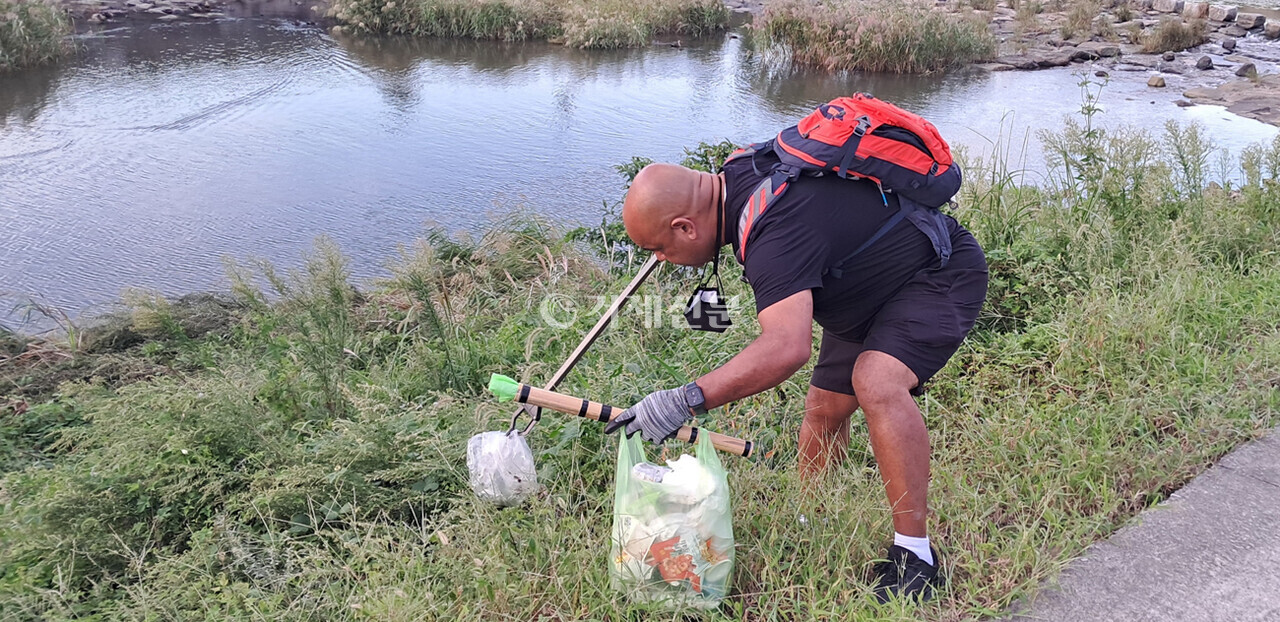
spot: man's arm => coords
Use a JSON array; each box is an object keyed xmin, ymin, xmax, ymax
[
  {"xmin": 697, "ymin": 289, "xmax": 814, "ymax": 410},
  {"xmin": 603, "ymin": 289, "xmax": 814, "ymax": 443}
]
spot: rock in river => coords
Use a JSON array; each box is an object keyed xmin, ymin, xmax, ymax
[
  {"xmin": 1196, "ymin": 56, "xmax": 1213, "ymax": 69},
  {"xmin": 1078, "ymin": 41, "xmax": 1122, "ymax": 57},
  {"xmin": 1208, "ymin": 5, "xmax": 1237, "ymax": 22},
  {"xmin": 1148, "ymin": 75, "xmax": 1167, "ymax": 87},
  {"xmin": 1235, "ymin": 13, "xmax": 1265, "ymax": 29}
]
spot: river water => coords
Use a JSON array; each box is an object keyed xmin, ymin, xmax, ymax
[{"xmin": 1, "ymin": 18, "xmax": 1276, "ymax": 324}]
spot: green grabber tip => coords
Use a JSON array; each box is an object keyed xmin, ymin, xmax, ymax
[{"xmin": 487, "ymin": 374, "xmax": 519, "ymax": 402}]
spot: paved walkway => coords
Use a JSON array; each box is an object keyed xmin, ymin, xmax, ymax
[{"xmin": 1002, "ymin": 426, "xmax": 1280, "ymax": 622}]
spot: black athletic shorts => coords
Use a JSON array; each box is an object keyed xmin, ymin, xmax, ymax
[{"xmin": 810, "ymin": 230, "xmax": 988, "ymax": 397}]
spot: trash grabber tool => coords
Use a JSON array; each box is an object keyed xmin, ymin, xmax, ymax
[
  {"xmin": 508, "ymin": 253, "xmax": 661, "ymax": 436},
  {"xmin": 490, "ymin": 374, "xmax": 755, "ymax": 458}
]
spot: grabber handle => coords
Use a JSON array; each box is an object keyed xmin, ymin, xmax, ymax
[{"xmin": 488, "ymin": 374, "xmax": 755, "ymax": 458}]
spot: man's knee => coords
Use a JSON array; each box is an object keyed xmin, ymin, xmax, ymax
[
  {"xmin": 851, "ymin": 350, "xmax": 918, "ymax": 411},
  {"xmin": 803, "ymin": 385, "xmax": 857, "ymax": 431}
]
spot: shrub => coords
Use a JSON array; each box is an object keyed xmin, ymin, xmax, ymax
[
  {"xmin": 1141, "ymin": 16, "xmax": 1206, "ymax": 53},
  {"xmin": 0, "ymin": 0, "xmax": 70, "ymax": 72},
  {"xmin": 1016, "ymin": 0, "xmax": 1043, "ymax": 27},
  {"xmin": 327, "ymin": 0, "xmax": 726, "ymax": 48},
  {"xmin": 1060, "ymin": 0, "xmax": 1098, "ymax": 39},
  {"xmin": 1114, "ymin": 2, "xmax": 1133, "ymax": 22},
  {"xmin": 756, "ymin": 0, "xmax": 997, "ymax": 73}
]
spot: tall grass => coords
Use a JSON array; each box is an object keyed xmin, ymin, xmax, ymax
[
  {"xmin": 328, "ymin": 0, "xmax": 728, "ymax": 49},
  {"xmin": 1059, "ymin": 0, "xmax": 1098, "ymax": 39},
  {"xmin": 0, "ymin": 0, "xmax": 70, "ymax": 72},
  {"xmin": 755, "ymin": 0, "xmax": 997, "ymax": 73},
  {"xmin": 1141, "ymin": 16, "xmax": 1207, "ymax": 53},
  {"xmin": 3, "ymin": 94, "xmax": 1280, "ymax": 617}
]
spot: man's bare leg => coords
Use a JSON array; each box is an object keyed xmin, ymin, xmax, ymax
[
  {"xmin": 799, "ymin": 385, "xmax": 858, "ymax": 480},
  {"xmin": 852, "ymin": 350, "xmax": 930, "ymax": 537}
]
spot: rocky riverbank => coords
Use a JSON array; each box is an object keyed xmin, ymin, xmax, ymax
[{"xmin": 974, "ymin": 0, "xmax": 1280, "ymax": 124}]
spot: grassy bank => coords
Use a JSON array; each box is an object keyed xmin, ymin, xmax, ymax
[
  {"xmin": 754, "ymin": 0, "xmax": 996, "ymax": 73},
  {"xmin": 0, "ymin": 0, "xmax": 71, "ymax": 72},
  {"xmin": 328, "ymin": 0, "xmax": 728, "ymax": 49},
  {"xmin": 4, "ymin": 92, "xmax": 1280, "ymax": 618}
]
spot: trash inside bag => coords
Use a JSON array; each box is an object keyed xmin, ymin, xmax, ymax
[
  {"xmin": 610, "ymin": 432, "xmax": 733, "ymax": 609},
  {"xmin": 466, "ymin": 431, "xmax": 539, "ymax": 506}
]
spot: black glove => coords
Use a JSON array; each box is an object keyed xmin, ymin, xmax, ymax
[{"xmin": 604, "ymin": 386, "xmax": 693, "ymax": 444}]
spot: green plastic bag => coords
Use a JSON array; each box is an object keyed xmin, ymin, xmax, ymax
[{"xmin": 609, "ymin": 431, "xmax": 734, "ymax": 609}]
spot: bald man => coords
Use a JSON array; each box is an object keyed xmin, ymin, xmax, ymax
[{"xmin": 603, "ymin": 156, "xmax": 988, "ymax": 604}]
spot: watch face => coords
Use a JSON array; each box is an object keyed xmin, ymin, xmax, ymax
[{"xmin": 685, "ymin": 383, "xmax": 706, "ymax": 412}]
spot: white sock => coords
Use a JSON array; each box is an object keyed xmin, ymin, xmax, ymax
[{"xmin": 893, "ymin": 532, "xmax": 934, "ymax": 566}]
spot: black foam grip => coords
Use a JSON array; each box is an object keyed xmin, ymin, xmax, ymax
[
  {"xmin": 518, "ymin": 384, "xmax": 531, "ymax": 403},
  {"xmin": 599, "ymin": 404, "xmax": 613, "ymax": 422}
]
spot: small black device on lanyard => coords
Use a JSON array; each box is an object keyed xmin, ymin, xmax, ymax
[
  {"xmin": 684, "ymin": 175, "xmax": 732, "ymax": 333},
  {"xmin": 684, "ymin": 259, "xmax": 731, "ymax": 332}
]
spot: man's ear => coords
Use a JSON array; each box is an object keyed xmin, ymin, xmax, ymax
[{"xmin": 671, "ymin": 217, "xmax": 697, "ymax": 240}]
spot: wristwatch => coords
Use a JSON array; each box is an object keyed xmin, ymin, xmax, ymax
[{"xmin": 683, "ymin": 381, "xmax": 708, "ymax": 416}]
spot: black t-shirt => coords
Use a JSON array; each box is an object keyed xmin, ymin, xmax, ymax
[{"xmin": 722, "ymin": 152, "xmax": 939, "ymax": 340}]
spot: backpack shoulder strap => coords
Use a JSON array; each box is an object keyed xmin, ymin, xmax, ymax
[
  {"xmin": 736, "ymin": 171, "xmax": 791, "ymax": 262},
  {"xmin": 724, "ymin": 141, "xmax": 778, "ymax": 178}
]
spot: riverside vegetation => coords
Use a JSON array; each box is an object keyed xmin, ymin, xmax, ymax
[
  {"xmin": 324, "ymin": 0, "xmax": 1002, "ymax": 71},
  {"xmin": 0, "ymin": 0, "xmax": 70, "ymax": 72},
  {"xmin": 3, "ymin": 83, "xmax": 1280, "ymax": 619},
  {"xmin": 753, "ymin": 0, "xmax": 996, "ymax": 73},
  {"xmin": 327, "ymin": 0, "xmax": 729, "ymax": 49}
]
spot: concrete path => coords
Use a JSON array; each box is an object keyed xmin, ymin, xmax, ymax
[{"xmin": 1002, "ymin": 426, "xmax": 1280, "ymax": 622}]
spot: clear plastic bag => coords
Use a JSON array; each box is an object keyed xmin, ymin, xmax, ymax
[
  {"xmin": 610, "ymin": 432, "xmax": 734, "ymax": 609},
  {"xmin": 466, "ymin": 431, "xmax": 539, "ymax": 506}
]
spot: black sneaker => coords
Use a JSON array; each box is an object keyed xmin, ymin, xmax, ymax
[{"xmin": 872, "ymin": 545, "xmax": 943, "ymax": 604}]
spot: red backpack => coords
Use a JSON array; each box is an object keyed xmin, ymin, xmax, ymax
[{"xmin": 725, "ymin": 93, "xmax": 960, "ymax": 274}]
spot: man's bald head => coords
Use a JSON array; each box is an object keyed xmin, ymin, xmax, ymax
[{"xmin": 622, "ymin": 163, "xmax": 722, "ymax": 266}]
